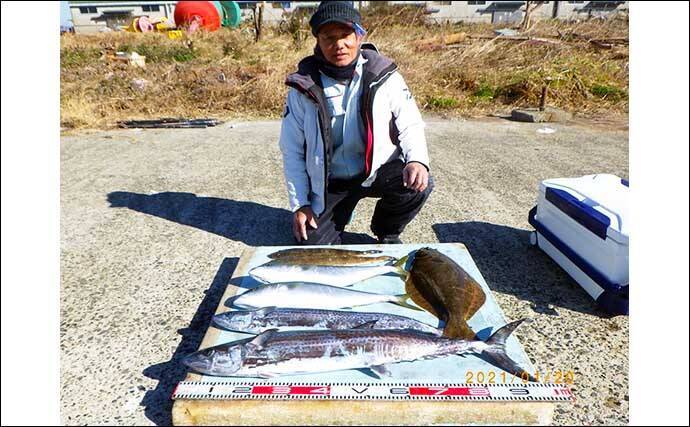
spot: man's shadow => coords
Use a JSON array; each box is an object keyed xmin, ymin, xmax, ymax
[
  {"xmin": 107, "ymin": 191, "xmax": 378, "ymax": 245},
  {"xmin": 433, "ymin": 221, "xmax": 611, "ymax": 317},
  {"xmin": 141, "ymin": 257, "xmax": 238, "ymax": 425},
  {"xmin": 107, "ymin": 191, "xmax": 295, "ymax": 246}
]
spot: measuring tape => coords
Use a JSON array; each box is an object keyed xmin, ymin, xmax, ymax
[{"xmin": 173, "ymin": 381, "xmax": 574, "ymax": 402}]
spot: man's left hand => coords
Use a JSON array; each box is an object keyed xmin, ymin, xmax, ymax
[{"xmin": 402, "ymin": 162, "xmax": 429, "ymax": 192}]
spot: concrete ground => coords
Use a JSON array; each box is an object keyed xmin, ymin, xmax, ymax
[{"xmin": 60, "ymin": 117, "xmax": 629, "ymax": 425}]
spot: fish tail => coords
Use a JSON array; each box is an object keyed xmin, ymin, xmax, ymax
[
  {"xmin": 481, "ymin": 319, "xmax": 538, "ymax": 382},
  {"xmin": 391, "ymin": 255, "xmax": 410, "ymax": 277},
  {"xmin": 393, "ymin": 293, "xmax": 424, "ymax": 311},
  {"xmin": 443, "ymin": 315, "xmax": 476, "ymax": 340}
]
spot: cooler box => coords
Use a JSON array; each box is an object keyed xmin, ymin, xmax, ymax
[{"xmin": 528, "ymin": 174, "xmax": 629, "ymax": 315}]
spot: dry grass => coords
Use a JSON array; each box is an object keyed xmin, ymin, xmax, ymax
[{"xmin": 60, "ymin": 8, "xmax": 628, "ymax": 129}]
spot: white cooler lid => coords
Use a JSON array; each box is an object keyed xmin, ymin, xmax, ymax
[{"xmin": 539, "ymin": 174, "xmax": 629, "ymax": 244}]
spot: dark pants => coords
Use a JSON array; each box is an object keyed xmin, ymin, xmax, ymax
[{"xmin": 300, "ymin": 160, "xmax": 434, "ymax": 245}]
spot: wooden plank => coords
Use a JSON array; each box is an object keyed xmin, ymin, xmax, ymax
[
  {"xmin": 173, "ymin": 399, "xmax": 554, "ymax": 425},
  {"xmin": 173, "ymin": 244, "xmax": 554, "ymax": 425}
]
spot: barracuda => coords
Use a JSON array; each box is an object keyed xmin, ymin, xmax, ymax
[
  {"xmin": 213, "ymin": 307, "xmax": 441, "ymax": 335},
  {"xmin": 183, "ymin": 319, "xmax": 535, "ymax": 380}
]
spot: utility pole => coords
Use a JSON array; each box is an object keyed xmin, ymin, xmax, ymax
[{"xmin": 253, "ymin": 1, "xmax": 265, "ymax": 42}]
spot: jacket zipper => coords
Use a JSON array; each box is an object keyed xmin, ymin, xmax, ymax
[{"xmin": 362, "ymin": 67, "xmax": 398, "ymax": 177}]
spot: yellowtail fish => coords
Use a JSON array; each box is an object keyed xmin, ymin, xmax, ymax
[
  {"xmin": 228, "ymin": 281, "xmax": 421, "ymax": 311},
  {"xmin": 249, "ymin": 255, "xmax": 408, "ymax": 287}
]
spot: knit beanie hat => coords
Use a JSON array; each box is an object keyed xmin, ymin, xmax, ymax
[{"xmin": 309, "ymin": 1, "xmax": 362, "ymax": 36}]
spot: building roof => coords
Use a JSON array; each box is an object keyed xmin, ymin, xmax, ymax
[
  {"xmin": 70, "ymin": 0, "xmax": 172, "ymax": 3},
  {"xmin": 481, "ymin": 1, "xmax": 526, "ymax": 11},
  {"xmin": 70, "ymin": 1, "xmax": 177, "ymax": 6}
]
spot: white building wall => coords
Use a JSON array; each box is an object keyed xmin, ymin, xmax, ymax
[
  {"xmin": 425, "ymin": 1, "xmax": 493, "ymax": 23},
  {"xmin": 553, "ymin": 1, "xmax": 628, "ymax": 20},
  {"xmin": 260, "ymin": 3, "xmax": 291, "ymax": 24},
  {"xmin": 531, "ymin": 2, "xmax": 558, "ymax": 19},
  {"xmin": 418, "ymin": 1, "xmax": 627, "ymax": 24},
  {"xmin": 71, "ymin": 2, "xmax": 177, "ymax": 34}
]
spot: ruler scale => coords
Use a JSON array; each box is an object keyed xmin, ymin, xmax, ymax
[{"xmin": 173, "ymin": 382, "xmax": 574, "ymax": 402}]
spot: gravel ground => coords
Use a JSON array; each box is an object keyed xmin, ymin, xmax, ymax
[{"xmin": 60, "ymin": 117, "xmax": 628, "ymax": 425}]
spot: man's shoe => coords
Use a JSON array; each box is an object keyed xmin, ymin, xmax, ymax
[{"xmin": 378, "ymin": 235, "xmax": 402, "ymax": 244}]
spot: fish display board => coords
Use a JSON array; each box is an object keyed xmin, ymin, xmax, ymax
[{"xmin": 172, "ymin": 243, "xmax": 560, "ymax": 425}]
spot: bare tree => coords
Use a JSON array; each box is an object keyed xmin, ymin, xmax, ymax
[
  {"xmin": 520, "ymin": 1, "xmax": 546, "ymax": 32},
  {"xmin": 253, "ymin": 1, "xmax": 265, "ymax": 42}
]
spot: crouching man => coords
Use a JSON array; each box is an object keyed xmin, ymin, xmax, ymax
[{"xmin": 279, "ymin": 1, "xmax": 433, "ymax": 245}]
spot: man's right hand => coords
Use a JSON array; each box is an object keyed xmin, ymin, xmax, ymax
[{"xmin": 293, "ymin": 206, "xmax": 318, "ymax": 242}]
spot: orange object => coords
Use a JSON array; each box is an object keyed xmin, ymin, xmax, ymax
[{"xmin": 174, "ymin": 1, "xmax": 221, "ymax": 32}]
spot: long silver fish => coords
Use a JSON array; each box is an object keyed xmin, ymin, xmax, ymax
[
  {"xmin": 183, "ymin": 319, "xmax": 536, "ymax": 380},
  {"xmin": 228, "ymin": 282, "xmax": 421, "ymax": 311},
  {"xmin": 213, "ymin": 307, "xmax": 441, "ymax": 335},
  {"xmin": 249, "ymin": 256, "xmax": 408, "ymax": 287}
]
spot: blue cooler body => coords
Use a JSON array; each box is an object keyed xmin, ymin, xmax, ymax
[{"xmin": 528, "ymin": 174, "xmax": 629, "ymax": 315}]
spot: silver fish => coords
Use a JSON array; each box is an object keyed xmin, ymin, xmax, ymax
[
  {"xmin": 183, "ymin": 319, "xmax": 536, "ymax": 380},
  {"xmin": 228, "ymin": 282, "xmax": 420, "ymax": 311},
  {"xmin": 213, "ymin": 307, "xmax": 441, "ymax": 335},
  {"xmin": 248, "ymin": 256, "xmax": 408, "ymax": 287}
]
